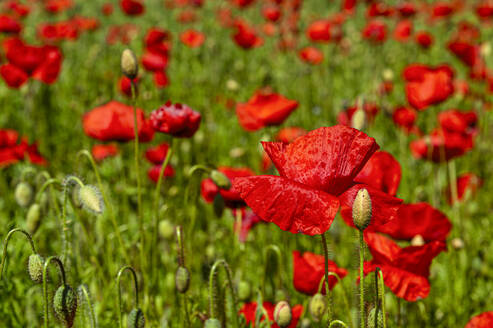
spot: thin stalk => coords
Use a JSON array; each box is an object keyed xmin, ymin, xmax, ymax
[
  {"xmin": 208, "ymin": 259, "xmax": 239, "ymax": 327},
  {"xmin": 0, "ymin": 228, "xmax": 37, "ymax": 280},
  {"xmin": 378, "ymin": 269, "xmax": 387, "ymax": 328},
  {"xmin": 359, "ymin": 230, "xmax": 365, "ymax": 328},
  {"xmin": 116, "ymin": 265, "xmax": 140, "ymax": 328},
  {"xmin": 78, "ymin": 284, "xmax": 97, "ymax": 328},
  {"xmin": 329, "ymin": 320, "xmax": 349, "ymax": 328},
  {"xmin": 43, "ymin": 256, "xmax": 67, "ymax": 328},
  {"xmin": 321, "ymin": 232, "xmax": 333, "ymax": 323}
]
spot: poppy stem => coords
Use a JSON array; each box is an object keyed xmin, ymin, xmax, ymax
[
  {"xmin": 116, "ymin": 265, "xmax": 140, "ymax": 328},
  {"xmin": 78, "ymin": 284, "xmax": 97, "ymax": 328},
  {"xmin": 0, "ymin": 228, "xmax": 37, "ymax": 281},
  {"xmin": 321, "ymin": 232, "xmax": 333, "ymax": 323},
  {"xmin": 378, "ymin": 269, "xmax": 387, "ymax": 328},
  {"xmin": 43, "ymin": 256, "xmax": 67, "ymax": 328},
  {"xmin": 359, "ymin": 230, "xmax": 366, "ymax": 328},
  {"xmin": 329, "ymin": 320, "xmax": 349, "ymax": 328}
]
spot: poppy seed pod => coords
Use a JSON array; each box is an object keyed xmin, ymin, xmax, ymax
[
  {"xmin": 274, "ymin": 301, "xmax": 292, "ymax": 328},
  {"xmin": 368, "ymin": 307, "xmax": 384, "ymax": 328},
  {"xmin": 26, "ymin": 203, "xmax": 42, "ymax": 234},
  {"xmin": 128, "ymin": 308, "xmax": 145, "ymax": 328},
  {"xmin": 352, "ymin": 188, "xmax": 372, "ymax": 231},
  {"xmin": 121, "ymin": 49, "xmax": 139, "ymax": 79},
  {"xmin": 78, "ymin": 185, "xmax": 104, "ymax": 214},
  {"xmin": 204, "ymin": 318, "xmax": 221, "ymax": 328},
  {"xmin": 210, "ymin": 170, "xmax": 231, "ymax": 190},
  {"xmin": 54, "ymin": 284, "xmax": 78, "ymax": 328},
  {"xmin": 309, "ymin": 293, "xmax": 327, "ymax": 322},
  {"xmin": 27, "ymin": 253, "xmax": 44, "ymax": 283},
  {"xmin": 15, "ymin": 182, "xmax": 33, "ymax": 207},
  {"xmin": 175, "ymin": 266, "xmax": 190, "ymax": 293}
]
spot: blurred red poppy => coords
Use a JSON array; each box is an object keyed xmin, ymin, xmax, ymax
[
  {"xmin": 465, "ymin": 311, "xmax": 493, "ymax": 328},
  {"xmin": 145, "ymin": 142, "xmax": 170, "ymax": 164},
  {"xmin": 476, "ymin": 2, "xmax": 493, "ymax": 19},
  {"xmin": 83, "ymin": 101, "xmax": 154, "ymax": 142},
  {"xmin": 367, "ymin": 2, "xmax": 394, "ymax": 17},
  {"xmin": 92, "ymin": 144, "xmax": 119, "ymax": 162},
  {"xmin": 0, "ymin": 129, "xmax": 47, "ymax": 167},
  {"xmin": 431, "ymin": 2, "xmax": 455, "ymax": 19},
  {"xmin": 148, "ymin": 164, "xmax": 175, "ymax": 182},
  {"xmin": 120, "ymin": 0, "xmax": 145, "ymax": 16},
  {"xmin": 153, "ymin": 70, "xmax": 169, "ymax": 88},
  {"xmin": 392, "ymin": 106, "xmax": 418, "ymax": 134},
  {"xmin": 38, "ymin": 22, "xmax": 79, "ymax": 43},
  {"xmin": 410, "ymin": 128, "xmax": 474, "ymax": 162},
  {"xmin": 232, "ymin": 20, "xmax": 263, "ymax": 49},
  {"xmin": 446, "ymin": 173, "xmax": 482, "ymax": 204},
  {"xmin": 438, "ymin": 110, "xmax": 477, "ymax": 135},
  {"xmin": 306, "ymin": 20, "xmax": 331, "ymax": 42},
  {"xmin": 180, "ymin": 29, "xmax": 205, "ymax": 48},
  {"xmin": 45, "ymin": 0, "xmax": 73, "ymax": 13},
  {"xmin": 393, "ymin": 20, "xmax": 412, "ymax": 42},
  {"xmin": 293, "ymin": 251, "xmax": 347, "ymax": 295},
  {"xmin": 363, "ymin": 232, "xmax": 446, "ymax": 301},
  {"xmin": 298, "ymin": 47, "xmax": 323, "ymax": 65},
  {"xmin": 362, "ymin": 20, "xmax": 387, "ymax": 43},
  {"xmin": 102, "ymin": 3, "xmax": 113, "ymax": 16},
  {"xmin": 415, "ymin": 31, "xmax": 433, "ymax": 49},
  {"xmin": 239, "ymin": 301, "xmax": 303, "ymax": 328},
  {"xmin": 397, "ymin": 2, "xmax": 417, "ymax": 17},
  {"xmin": 236, "ymin": 90, "xmax": 298, "ymax": 131},
  {"xmin": 232, "ymin": 208, "xmax": 263, "ymax": 242},
  {"xmin": 337, "ymin": 102, "xmax": 380, "ymax": 126},
  {"xmin": 0, "ymin": 15, "xmax": 21, "ymax": 34},
  {"xmin": 262, "ymin": 6, "xmax": 281, "ymax": 22},
  {"xmin": 403, "ymin": 64, "xmax": 454, "ymax": 110},
  {"xmin": 150, "ymin": 101, "xmax": 201, "ymax": 138},
  {"xmin": 377, "ymin": 203, "xmax": 451, "ymax": 242},
  {"xmin": 233, "ymin": 125, "xmax": 402, "ymax": 235},
  {"xmin": 119, "ymin": 76, "xmax": 138, "ymax": 97}
]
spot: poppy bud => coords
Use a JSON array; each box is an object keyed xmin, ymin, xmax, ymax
[
  {"xmin": 274, "ymin": 301, "xmax": 292, "ymax": 328},
  {"xmin": 78, "ymin": 185, "xmax": 104, "ymax": 214},
  {"xmin": 27, "ymin": 253, "xmax": 44, "ymax": 283},
  {"xmin": 213, "ymin": 194, "xmax": 225, "ymax": 218},
  {"xmin": 128, "ymin": 308, "xmax": 145, "ymax": 328},
  {"xmin": 451, "ymin": 237, "xmax": 464, "ymax": 250},
  {"xmin": 158, "ymin": 219, "xmax": 174, "ymax": 239},
  {"xmin": 368, "ymin": 307, "xmax": 384, "ymax": 328},
  {"xmin": 54, "ymin": 284, "xmax": 78, "ymax": 328},
  {"xmin": 309, "ymin": 293, "xmax": 327, "ymax": 322},
  {"xmin": 351, "ymin": 108, "xmax": 366, "ymax": 131},
  {"xmin": 210, "ymin": 170, "xmax": 231, "ymax": 190},
  {"xmin": 352, "ymin": 188, "xmax": 372, "ymax": 231},
  {"xmin": 237, "ymin": 280, "xmax": 251, "ymax": 301},
  {"xmin": 411, "ymin": 234, "xmax": 425, "ymax": 247},
  {"xmin": 121, "ymin": 48, "xmax": 139, "ymax": 80},
  {"xmin": 15, "ymin": 182, "xmax": 33, "ymax": 207},
  {"xmin": 26, "ymin": 203, "xmax": 42, "ymax": 234},
  {"xmin": 204, "ymin": 318, "xmax": 221, "ymax": 328},
  {"xmin": 71, "ymin": 185, "xmax": 82, "ymax": 209},
  {"xmin": 300, "ymin": 318, "xmax": 311, "ymax": 328},
  {"xmin": 175, "ymin": 266, "xmax": 190, "ymax": 293}
]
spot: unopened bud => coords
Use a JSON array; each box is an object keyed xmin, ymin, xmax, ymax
[
  {"xmin": 175, "ymin": 266, "xmax": 190, "ymax": 293},
  {"xmin": 309, "ymin": 293, "xmax": 327, "ymax": 322},
  {"xmin": 351, "ymin": 108, "xmax": 366, "ymax": 131},
  {"xmin": 54, "ymin": 284, "xmax": 78, "ymax": 328},
  {"xmin": 210, "ymin": 170, "xmax": 231, "ymax": 190},
  {"xmin": 368, "ymin": 307, "xmax": 384, "ymax": 328},
  {"xmin": 352, "ymin": 188, "xmax": 372, "ymax": 231},
  {"xmin": 274, "ymin": 301, "xmax": 292, "ymax": 328},
  {"xmin": 128, "ymin": 308, "xmax": 145, "ymax": 328},
  {"xmin": 121, "ymin": 49, "xmax": 139, "ymax": 79},
  {"xmin": 451, "ymin": 237, "xmax": 464, "ymax": 250},
  {"xmin": 411, "ymin": 234, "xmax": 425, "ymax": 247},
  {"xmin": 26, "ymin": 203, "xmax": 42, "ymax": 234},
  {"xmin": 28, "ymin": 253, "xmax": 44, "ymax": 283},
  {"xmin": 78, "ymin": 185, "xmax": 104, "ymax": 214},
  {"xmin": 15, "ymin": 182, "xmax": 33, "ymax": 207},
  {"xmin": 204, "ymin": 318, "xmax": 221, "ymax": 328},
  {"xmin": 300, "ymin": 318, "xmax": 311, "ymax": 328}
]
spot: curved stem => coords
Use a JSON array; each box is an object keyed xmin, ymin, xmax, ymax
[
  {"xmin": 116, "ymin": 265, "xmax": 140, "ymax": 328},
  {"xmin": 321, "ymin": 232, "xmax": 333, "ymax": 323},
  {"xmin": 359, "ymin": 230, "xmax": 365, "ymax": 328},
  {"xmin": 208, "ymin": 259, "xmax": 239, "ymax": 327},
  {"xmin": 78, "ymin": 284, "xmax": 97, "ymax": 328},
  {"xmin": 35, "ymin": 178, "xmax": 61, "ymax": 203},
  {"xmin": 0, "ymin": 228, "xmax": 37, "ymax": 280},
  {"xmin": 330, "ymin": 320, "xmax": 349, "ymax": 328},
  {"xmin": 262, "ymin": 245, "xmax": 282, "ymax": 296},
  {"xmin": 65, "ymin": 175, "xmax": 85, "ymax": 188},
  {"xmin": 43, "ymin": 256, "xmax": 67, "ymax": 328}
]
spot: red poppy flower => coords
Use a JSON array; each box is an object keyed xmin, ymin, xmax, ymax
[
  {"xmin": 38, "ymin": 22, "xmax": 79, "ymax": 43},
  {"xmin": 0, "ymin": 63, "xmax": 28, "ymax": 88},
  {"xmin": 410, "ymin": 128, "xmax": 474, "ymax": 162},
  {"xmin": 83, "ymin": 101, "xmax": 154, "ymax": 142},
  {"xmin": 232, "ymin": 21, "xmax": 263, "ymax": 49},
  {"xmin": 306, "ymin": 20, "xmax": 332, "ymax": 42},
  {"xmin": 397, "ymin": 2, "xmax": 417, "ymax": 17},
  {"xmin": 362, "ymin": 20, "xmax": 387, "ymax": 43},
  {"xmin": 415, "ymin": 31, "xmax": 433, "ymax": 49},
  {"xmin": 153, "ymin": 70, "xmax": 169, "ymax": 88},
  {"xmin": 180, "ymin": 29, "xmax": 205, "ymax": 48},
  {"xmin": 120, "ymin": 0, "xmax": 144, "ymax": 16},
  {"xmin": 431, "ymin": 2, "xmax": 454, "ymax": 19},
  {"xmin": 232, "ymin": 125, "xmax": 402, "ymax": 235},
  {"xmin": 377, "ymin": 203, "xmax": 451, "ymax": 242},
  {"xmin": 465, "ymin": 311, "xmax": 493, "ymax": 328},
  {"xmin": 342, "ymin": 0, "xmax": 357, "ymax": 13},
  {"xmin": 367, "ymin": 2, "xmax": 394, "ymax": 17},
  {"xmin": 145, "ymin": 142, "xmax": 170, "ymax": 164},
  {"xmin": 476, "ymin": 2, "xmax": 493, "ymax": 19},
  {"xmin": 232, "ymin": 208, "xmax": 263, "ymax": 242},
  {"xmin": 150, "ymin": 101, "xmax": 200, "ymax": 138},
  {"xmin": 363, "ymin": 232, "xmax": 446, "ymax": 301},
  {"xmin": 298, "ymin": 47, "xmax": 323, "ymax": 65},
  {"xmin": 236, "ymin": 90, "xmax": 298, "ymax": 131},
  {"xmin": 240, "ymin": 301, "xmax": 303, "ymax": 328},
  {"xmin": 403, "ymin": 64, "xmax": 454, "ymax": 110},
  {"xmin": 45, "ymin": 0, "xmax": 73, "ymax": 13},
  {"xmin": 145, "ymin": 28, "xmax": 171, "ymax": 49},
  {"xmin": 293, "ymin": 251, "xmax": 347, "ymax": 295},
  {"xmin": 201, "ymin": 166, "xmax": 255, "ymax": 208},
  {"xmin": 0, "ymin": 15, "xmax": 21, "ymax": 34},
  {"xmin": 142, "ymin": 51, "xmax": 168, "ymax": 72},
  {"xmin": 119, "ymin": 76, "xmax": 138, "ymax": 97},
  {"xmin": 102, "ymin": 3, "xmax": 113, "ymax": 16},
  {"xmin": 92, "ymin": 144, "xmax": 119, "ymax": 162},
  {"xmin": 392, "ymin": 106, "xmax": 418, "ymax": 134},
  {"xmin": 448, "ymin": 41, "xmax": 482, "ymax": 69},
  {"xmin": 262, "ymin": 6, "xmax": 281, "ymax": 22},
  {"xmin": 446, "ymin": 173, "xmax": 482, "ymax": 204},
  {"xmin": 4, "ymin": 1, "xmax": 30, "ymax": 17},
  {"xmin": 337, "ymin": 102, "xmax": 380, "ymax": 126},
  {"xmin": 0, "ymin": 129, "xmax": 47, "ymax": 167},
  {"xmin": 354, "ymin": 151, "xmax": 401, "ymax": 197},
  {"xmin": 438, "ymin": 110, "xmax": 477, "ymax": 135},
  {"xmin": 262, "ymin": 127, "xmax": 307, "ymax": 171},
  {"xmin": 148, "ymin": 164, "xmax": 175, "ymax": 182},
  {"xmin": 393, "ymin": 20, "xmax": 412, "ymax": 42}
]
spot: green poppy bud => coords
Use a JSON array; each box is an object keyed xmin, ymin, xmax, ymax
[
  {"xmin": 274, "ymin": 301, "xmax": 292, "ymax": 328},
  {"xmin": 78, "ymin": 185, "xmax": 104, "ymax": 214},
  {"xmin": 53, "ymin": 284, "xmax": 78, "ymax": 328},
  {"xmin": 352, "ymin": 188, "xmax": 372, "ymax": 231},
  {"xmin": 204, "ymin": 318, "xmax": 221, "ymax": 328},
  {"xmin": 175, "ymin": 266, "xmax": 190, "ymax": 293},
  {"xmin": 27, "ymin": 253, "xmax": 44, "ymax": 283},
  {"xmin": 309, "ymin": 293, "xmax": 327, "ymax": 322},
  {"xmin": 121, "ymin": 49, "xmax": 138, "ymax": 80},
  {"xmin": 26, "ymin": 203, "xmax": 42, "ymax": 234},
  {"xmin": 210, "ymin": 170, "xmax": 231, "ymax": 190},
  {"xmin": 128, "ymin": 308, "xmax": 145, "ymax": 328},
  {"xmin": 15, "ymin": 182, "xmax": 33, "ymax": 207},
  {"xmin": 368, "ymin": 307, "xmax": 384, "ymax": 328}
]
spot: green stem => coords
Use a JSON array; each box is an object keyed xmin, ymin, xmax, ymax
[
  {"xmin": 377, "ymin": 269, "xmax": 387, "ymax": 328},
  {"xmin": 321, "ymin": 232, "xmax": 333, "ymax": 323},
  {"xmin": 43, "ymin": 256, "xmax": 67, "ymax": 328},
  {"xmin": 0, "ymin": 228, "xmax": 37, "ymax": 280},
  {"xmin": 330, "ymin": 320, "xmax": 349, "ymax": 328},
  {"xmin": 208, "ymin": 259, "xmax": 239, "ymax": 327},
  {"xmin": 359, "ymin": 230, "xmax": 365, "ymax": 328},
  {"xmin": 78, "ymin": 284, "xmax": 97, "ymax": 328},
  {"xmin": 116, "ymin": 265, "xmax": 140, "ymax": 328}
]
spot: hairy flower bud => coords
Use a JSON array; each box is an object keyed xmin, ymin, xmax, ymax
[
  {"xmin": 27, "ymin": 253, "xmax": 44, "ymax": 283},
  {"xmin": 15, "ymin": 182, "xmax": 33, "ymax": 207},
  {"xmin": 128, "ymin": 308, "xmax": 145, "ymax": 328},
  {"xmin": 54, "ymin": 285, "xmax": 78, "ymax": 328},
  {"xmin": 274, "ymin": 301, "xmax": 292, "ymax": 328},
  {"xmin": 121, "ymin": 49, "xmax": 138, "ymax": 79},
  {"xmin": 368, "ymin": 307, "xmax": 384, "ymax": 328},
  {"xmin": 175, "ymin": 266, "xmax": 190, "ymax": 293},
  {"xmin": 78, "ymin": 185, "xmax": 104, "ymax": 214},
  {"xmin": 204, "ymin": 318, "xmax": 221, "ymax": 328},
  {"xmin": 309, "ymin": 293, "xmax": 327, "ymax": 322},
  {"xmin": 352, "ymin": 188, "xmax": 372, "ymax": 231},
  {"xmin": 26, "ymin": 203, "xmax": 42, "ymax": 234},
  {"xmin": 210, "ymin": 170, "xmax": 231, "ymax": 190}
]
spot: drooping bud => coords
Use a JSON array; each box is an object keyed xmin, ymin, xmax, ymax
[
  {"xmin": 274, "ymin": 301, "xmax": 292, "ymax": 328},
  {"xmin": 158, "ymin": 220, "xmax": 174, "ymax": 239},
  {"xmin": 121, "ymin": 49, "xmax": 138, "ymax": 79},
  {"xmin": 78, "ymin": 185, "xmax": 104, "ymax": 214},
  {"xmin": 368, "ymin": 307, "xmax": 384, "ymax": 328},
  {"xmin": 352, "ymin": 188, "xmax": 372, "ymax": 231},
  {"xmin": 53, "ymin": 284, "xmax": 78, "ymax": 328},
  {"xmin": 128, "ymin": 308, "xmax": 145, "ymax": 328},
  {"xmin": 237, "ymin": 281, "xmax": 251, "ymax": 301},
  {"xmin": 71, "ymin": 184, "xmax": 82, "ymax": 209},
  {"xmin": 210, "ymin": 170, "xmax": 231, "ymax": 190},
  {"xmin": 27, "ymin": 253, "xmax": 44, "ymax": 283},
  {"xmin": 15, "ymin": 182, "xmax": 33, "ymax": 207},
  {"xmin": 309, "ymin": 293, "xmax": 327, "ymax": 322},
  {"xmin": 175, "ymin": 266, "xmax": 190, "ymax": 293},
  {"xmin": 26, "ymin": 203, "xmax": 42, "ymax": 234},
  {"xmin": 204, "ymin": 318, "xmax": 221, "ymax": 328}
]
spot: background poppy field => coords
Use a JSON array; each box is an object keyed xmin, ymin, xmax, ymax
[{"xmin": 1, "ymin": 0, "xmax": 492, "ymax": 327}]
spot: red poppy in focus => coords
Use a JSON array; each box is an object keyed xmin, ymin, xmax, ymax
[
  {"xmin": 298, "ymin": 47, "xmax": 323, "ymax": 65},
  {"xmin": 377, "ymin": 203, "xmax": 451, "ymax": 242},
  {"xmin": 362, "ymin": 20, "xmax": 387, "ymax": 43},
  {"xmin": 262, "ymin": 127, "xmax": 307, "ymax": 171},
  {"xmin": 415, "ymin": 31, "xmax": 433, "ymax": 49},
  {"xmin": 232, "ymin": 125, "xmax": 403, "ymax": 235},
  {"xmin": 180, "ymin": 29, "xmax": 205, "ymax": 48},
  {"xmin": 119, "ymin": 76, "xmax": 138, "ymax": 97},
  {"xmin": 337, "ymin": 102, "xmax": 380, "ymax": 126},
  {"xmin": 240, "ymin": 301, "xmax": 303, "ymax": 328},
  {"xmin": 392, "ymin": 106, "xmax": 418, "ymax": 134},
  {"xmin": 293, "ymin": 251, "xmax": 347, "ymax": 295},
  {"xmin": 354, "ymin": 151, "xmax": 401, "ymax": 197},
  {"xmin": 92, "ymin": 144, "xmax": 119, "ymax": 162},
  {"xmin": 148, "ymin": 164, "xmax": 175, "ymax": 182},
  {"xmin": 363, "ymin": 232, "xmax": 446, "ymax": 301},
  {"xmin": 306, "ymin": 20, "xmax": 331, "ymax": 42},
  {"xmin": 393, "ymin": 20, "xmax": 412, "ymax": 42},
  {"xmin": 120, "ymin": 0, "xmax": 145, "ymax": 16},
  {"xmin": 82, "ymin": 101, "xmax": 154, "ymax": 142},
  {"xmin": 201, "ymin": 166, "xmax": 255, "ymax": 208},
  {"xmin": 465, "ymin": 311, "xmax": 493, "ymax": 328},
  {"xmin": 236, "ymin": 89, "xmax": 298, "ymax": 131},
  {"xmin": 0, "ymin": 15, "xmax": 22, "ymax": 34},
  {"xmin": 232, "ymin": 20, "xmax": 263, "ymax": 49},
  {"xmin": 403, "ymin": 64, "xmax": 454, "ymax": 110},
  {"xmin": 150, "ymin": 101, "xmax": 201, "ymax": 138},
  {"xmin": 446, "ymin": 173, "xmax": 482, "ymax": 204}
]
